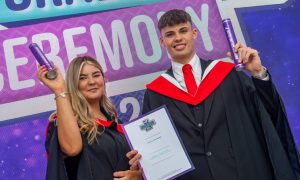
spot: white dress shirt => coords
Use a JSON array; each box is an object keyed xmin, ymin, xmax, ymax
[
  {"xmin": 171, "ymin": 54, "xmax": 202, "ymax": 91},
  {"xmin": 171, "ymin": 54, "xmax": 269, "ymax": 92}
]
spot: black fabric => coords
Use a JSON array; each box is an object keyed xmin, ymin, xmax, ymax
[
  {"xmin": 142, "ymin": 59, "xmax": 300, "ymax": 180},
  {"xmin": 253, "ymin": 76, "xmax": 300, "ymax": 178},
  {"xmin": 45, "ymin": 120, "xmax": 130, "ymax": 180},
  {"xmin": 65, "ymin": 155, "xmax": 80, "ymax": 180},
  {"xmin": 45, "ymin": 121, "xmax": 68, "ymax": 180}
]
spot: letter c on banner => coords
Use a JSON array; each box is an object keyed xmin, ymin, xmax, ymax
[{"xmin": 5, "ymin": 0, "xmax": 31, "ymax": 11}]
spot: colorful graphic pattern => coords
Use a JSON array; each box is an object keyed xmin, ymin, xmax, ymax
[{"xmin": 0, "ymin": 0, "xmax": 299, "ymax": 179}]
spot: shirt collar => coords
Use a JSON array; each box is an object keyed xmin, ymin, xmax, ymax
[{"xmin": 171, "ymin": 54, "xmax": 201, "ymax": 78}]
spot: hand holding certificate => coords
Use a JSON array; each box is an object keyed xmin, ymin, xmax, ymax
[{"xmin": 122, "ymin": 106, "xmax": 194, "ymax": 180}]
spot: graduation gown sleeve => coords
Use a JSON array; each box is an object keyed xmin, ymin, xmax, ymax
[
  {"xmin": 251, "ymin": 73, "xmax": 300, "ymax": 179},
  {"xmin": 238, "ymin": 71, "xmax": 300, "ymax": 179},
  {"xmin": 45, "ymin": 121, "xmax": 69, "ymax": 180}
]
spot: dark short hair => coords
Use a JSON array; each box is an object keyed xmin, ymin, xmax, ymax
[{"xmin": 158, "ymin": 9, "xmax": 192, "ymax": 31}]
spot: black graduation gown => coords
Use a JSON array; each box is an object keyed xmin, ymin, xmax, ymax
[
  {"xmin": 45, "ymin": 118, "xmax": 130, "ymax": 180},
  {"xmin": 143, "ymin": 60, "xmax": 300, "ymax": 180}
]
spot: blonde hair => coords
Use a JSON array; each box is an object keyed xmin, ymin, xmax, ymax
[{"xmin": 66, "ymin": 56, "xmax": 117, "ymax": 144}]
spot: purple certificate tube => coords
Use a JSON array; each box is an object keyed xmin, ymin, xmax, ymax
[
  {"xmin": 29, "ymin": 43, "xmax": 57, "ymax": 79},
  {"xmin": 222, "ymin": 18, "xmax": 244, "ymax": 71}
]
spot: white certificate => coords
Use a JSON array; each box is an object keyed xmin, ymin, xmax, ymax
[{"xmin": 122, "ymin": 106, "xmax": 194, "ymax": 180}]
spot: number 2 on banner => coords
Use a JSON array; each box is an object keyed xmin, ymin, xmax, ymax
[{"xmin": 119, "ymin": 97, "xmax": 140, "ymax": 121}]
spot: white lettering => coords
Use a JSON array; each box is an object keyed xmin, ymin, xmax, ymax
[
  {"xmin": 119, "ymin": 97, "xmax": 140, "ymax": 121},
  {"xmin": 90, "ymin": 20, "xmax": 133, "ymax": 72},
  {"xmin": 157, "ymin": 12, "xmax": 164, "ymax": 21},
  {"xmin": 63, "ymin": 26, "xmax": 88, "ymax": 61},
  {"xmin": 3, "ymin": 37, "xmax": 35, "ymax": 90},
  {"xmin": 0, "ymin": 73, "xmax": 3, "ymax": 91},
  {"xmin": 130, "ymin": 15, "xmax": 161, "ymax": 64}
]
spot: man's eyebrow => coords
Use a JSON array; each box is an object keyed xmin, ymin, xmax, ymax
[
  {"xmin": 179, "ymin": 26, "xmax": 188, "ymax": 30},
  {"xmin": 164, "ymin": 31, "xmax": 174, "ymax": 35}
]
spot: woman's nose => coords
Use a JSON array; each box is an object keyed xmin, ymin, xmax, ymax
[{"xmin": 88, "ymin": 77, "xmax": 95, "ymax": 84}]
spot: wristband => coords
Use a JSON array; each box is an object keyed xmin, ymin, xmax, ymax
[{"xmin": 54, "ymin": 92, "xmax": 69, "ymax": 100}]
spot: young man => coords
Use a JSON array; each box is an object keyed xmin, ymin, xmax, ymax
[{"xmin": 141, "ymin": 9, "xmax": 300, "ymax": 179}]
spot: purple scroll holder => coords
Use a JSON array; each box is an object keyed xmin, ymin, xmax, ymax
[
  {"xmin": 222, "ymin": 18, "xmax": 244, "ymax": 71},
  {"xmin": 29, "ymin": 43, "xmax": 57, "ymax": 79}
]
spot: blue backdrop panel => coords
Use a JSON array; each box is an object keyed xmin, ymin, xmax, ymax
[{"xmin": 236, "ymin": 0, "xmax": 300, "ymax": 147}]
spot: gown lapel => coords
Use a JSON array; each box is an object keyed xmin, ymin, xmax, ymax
[
  {"xmin": 147, "ymin": 60, "xmax": 234, "ymax": 106},
  {"xmin": 203, "ymin": 91, "xmax": 215, "ymax": 126}
]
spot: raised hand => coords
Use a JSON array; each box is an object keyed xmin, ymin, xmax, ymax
[
  {"xmin": 227, "ymin": 42, "xmax": 265, "ymax": 76},
  {"xmin": 37, "ymin": 64, "xmax": 66, "ymax": 94}
]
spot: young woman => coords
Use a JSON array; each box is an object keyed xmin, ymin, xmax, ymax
[{"xmin": 38, "ymin": 56, "xmax": 142, "ymax": 180}]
